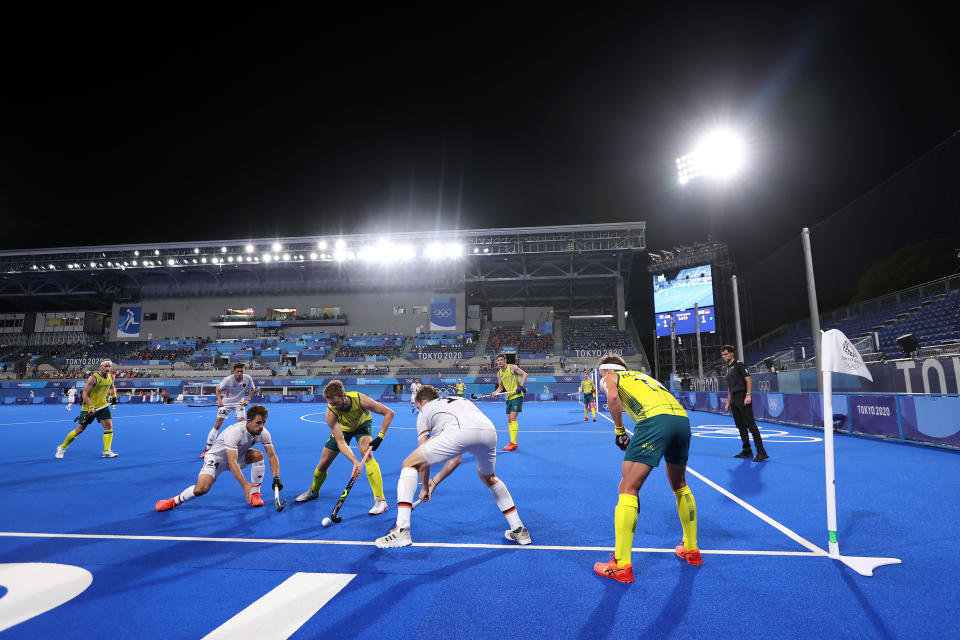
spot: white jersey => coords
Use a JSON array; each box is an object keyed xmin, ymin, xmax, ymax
[
  {"xmin": 416, "ymin": 396, "xmax": 496, "ymax": 439},
  {"xmin": 218, "ymin": 374, "xmax": 256, "ymax": 405},
  {"xmin": 409, "ymin": 382, "xmax": 422, "ymax": 402},
  {"xmin": 67, "ymin": 388, "xmax": 77, "ymax": 401},
  {"xmin": 206, "ymin": 421, "xmax": 273, "ymax": 462}
]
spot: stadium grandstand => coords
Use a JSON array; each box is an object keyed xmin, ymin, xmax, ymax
[{"xmin": 0, "ymin": 223, "xmax": 650, "ymax": 388}]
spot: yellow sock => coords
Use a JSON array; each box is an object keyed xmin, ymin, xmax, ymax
[
  {"xmin": 614, "ymin": 493, "xmax": 639, "ymax": 565},
  {"xmin": 365, "ymin": 459, "xmax": 384, "ymax": 499},
  {"xmin": 102, "ymin": 430, "xmax": 113, "ymax": 452},
  {"xmin": 584, "ymin": 407, "xmax": 589, "ymax": 417},
  {"xmin": 508, "ymin": 420, "xmax": 518, "ymax": 444},
  {"xmin": 61, "ymin": 429, "xmax": 79, "ymax": 449},
  {"xmin": 591, "ymin": 407, "xmax": 596, "ymax": 418},
  {"xmin": 311, "ymin": 468, "xmax": 328, "ymax": 493},
  {"xmin": 674, "ymin": 486, "xmax": 698, "ymax": 550}
]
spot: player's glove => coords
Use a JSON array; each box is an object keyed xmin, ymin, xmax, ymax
[
  {"xmin": 518, "ymin": 385, "xmax": 527, "ymax": 394},
  {"xmin": 108, "ymin": 395, "xmax": 118, "ymax": 406},
  {"xmin": 616, "ymin": 434, "xmax": 630, "ymax": 451},
  {"xmin": 369, "ymin": 434, "xmax": 384, "ymax": 451},
  {"xmin": 272, "ymin": 477, "xmax": 283, "ymax": 491}
]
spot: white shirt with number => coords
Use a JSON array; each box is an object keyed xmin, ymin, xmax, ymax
[
  {"xmin": 206, "ymin": 421, "xmax": 273, "ymax": 463},
  {"xmin": 417, "ymin": 396, "xmax": 496, "ymax": 439},
  {"xmin": 218, "ymin": 373, "xmax": 256, "ymax": 406}
]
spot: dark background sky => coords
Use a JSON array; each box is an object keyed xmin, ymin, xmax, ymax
[{"xmin": 1, "ymin": 2, "xmax": 958, "ymax": 338}]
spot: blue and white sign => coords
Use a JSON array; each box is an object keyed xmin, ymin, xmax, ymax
[
  {"xmin": 117, "ymin": 306, "xmax": 142, "ymax": 338},
  {"xmin": 430, "ymin": 297, "xmax": 456, "ymax": 331}
]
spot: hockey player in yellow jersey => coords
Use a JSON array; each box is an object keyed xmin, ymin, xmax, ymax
[
  {"xmin": 592, "ymin": 354, "xmax": 701, "ymax": 584},
  {"xmin": 56, "ymin": 360, "xmax": 119, "ymax": 459},
  {"xmin": 295, "ymin": 380, "xmax": 395, "ymax": 515},
  {"xmin": 580, "ymin": 371, "xmax": 597, "ymax": 421},
  {"xmin": 493, "ymin": 352, "xmax": 528, "ymax": 451}
]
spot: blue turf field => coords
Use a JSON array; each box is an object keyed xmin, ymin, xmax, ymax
[{"xmin": 1, "ymin": 401, "xmax": 957, "ymax": 639}]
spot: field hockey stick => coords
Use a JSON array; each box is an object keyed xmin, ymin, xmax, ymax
[
  {"xmin": 329, "ymin": 446, "xmax": 374, "ymax": 523},
  {"xmin": 470, "ymin": 391, "xmax": 504, "ymax": 400},
  {"xmin": 274, "ymin": 485, "xmax": 286, "ymax": 512}
]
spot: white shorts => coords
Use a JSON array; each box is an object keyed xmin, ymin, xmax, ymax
[
  {"xmin": 217, "ymin": 405, "xmax": 246, "ymax": 421},
  {"xmin": 420, "ymin": 428, "xmax": 497, "ymax": 475},
  {"xmin": 199, "ymin": 455, "xmax": 250, "ymax": 480}
]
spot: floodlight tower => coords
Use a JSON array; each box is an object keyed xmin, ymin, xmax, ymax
[{"xmin": 676, "ymin": 129, "xmax": 745, "ymax": 186}]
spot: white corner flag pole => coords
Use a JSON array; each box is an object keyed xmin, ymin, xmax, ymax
[{"xmin": 820, "ymin": 329, "xmax": 901, "ymax": 576}]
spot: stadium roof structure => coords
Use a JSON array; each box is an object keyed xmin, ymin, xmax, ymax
[{"xmin": 0, "ymin": 222, "xmax": 645, "ymax": 314}]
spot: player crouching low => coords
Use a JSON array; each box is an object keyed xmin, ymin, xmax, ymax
[
  {"xmin": 156, "ymin": 404, "xmax": 282, "ymax": 511},
  {"xmin": 375, "ymin": 385, "xmax": 532, "ymax": 549}
]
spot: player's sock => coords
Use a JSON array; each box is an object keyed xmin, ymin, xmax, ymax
[
  {"xmin": 102, "ymin": 429, "xmax": 113, "ymax": 452},
  {"xmin": 61, "ymin": 429, "xmax": 79, "ymax": 449},
  {"xmin": 508, "ymin": 420, "xmax": 519, "ymax": 445},
  {"xmin": 674, "ymin": 486, "xmax": 698, "ymax": 550},
  {"xmin": 615, "ymin": 493, "xmax": 639, "ymax": 565},
  {"xmin": 249, "ymin": 460, "xmax": 265, "ymax": 488},
  {"xmin": 395, "ymin": 467, "xmax": 417, "ymax": 529},
  {"xmin": 365, "ymin": 459, "xmax": 385, "ymax": 499},
  {"xmin": 488, "ymin": 480, "xmax": 523, "ymax": 530},
  {"xmin": 205, "ymin": 427, "xmax": 219, "ymax": 448},
  {"xmin": 175, "ymin": 486, "xmax": 196, "ymax": 505},
  {"xmin": 591, "ymin": 407, "xmax": 597, "ymax": 419},
  {"xmin": 584, "ymin": 407, "xmax": 589, "ymax": 418},
  {"xmin": 311, "ymin": 468, "xmax": 328, "ymax": 493}
]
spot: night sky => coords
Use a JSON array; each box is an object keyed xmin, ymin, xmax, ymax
[{"xmin": 2, "ymin": 3, "xmax": 958, "ymax": 335}]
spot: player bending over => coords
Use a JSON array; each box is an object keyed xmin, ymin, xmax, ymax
[
  {"xmin": 493, "ymin": 353, "xmax": 527, "ymax": 451},
  {"xmin": 593, "ymin": 354, "xmax": 701, "ymax": 584},
  {"xmin": 375, "ymin": 385, "xmax": 531, "ymax": 548},
  {"xmin": 56, "ymin": 360, "xmax": 119, "ymax": 459},
  {"xmin": 203, "ymin": 363, "xmax": 256, "ymax": 456},
  {"xmin": 580, "ymin": 371, "xmax": 597, "ymax": 421},
  {"xmin": 295, "ymin": 380, "xmax": 394, "ymax": 515},
  {"xmin": 156, "ymin": 404, "xmax": 281, "ymax": 511}
]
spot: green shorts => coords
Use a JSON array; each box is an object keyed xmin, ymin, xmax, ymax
[
  {"xmin": 324, "ymin": 419, "xmax": 374, "ymax": 452},
  {"xmin": 583, "ymin": 392, "xmax": 595, "ymax": 404},
  {"xmin": 505, "ymin": 396, "xmax": 523, "ymax": 414},
  {"xmin": 80, "ymin": 405, "xmax": 112, "ymax": 425},
  {"xmin": 623, "ymin": 414, "xmax": 691, "ymax": 467}
]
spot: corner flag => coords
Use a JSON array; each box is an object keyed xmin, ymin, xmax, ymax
[{"xmin": 819, "ymin": 329, "xmax": 899, "ymax": 575}]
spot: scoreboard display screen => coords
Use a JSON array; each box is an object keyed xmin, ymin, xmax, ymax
[
  {"xmin": 652, "ymin": 264, "xmax": 716, "ymax": 336},
  {"xmin": 655, "ymin": 306, "xmax": 716, "ymax": 337}
]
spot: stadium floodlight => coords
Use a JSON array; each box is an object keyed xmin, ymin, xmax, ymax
[
  {"xmin": 200, "ymin": 257, "xmax": 207, "ymax": 264},
  {"xmin": 133, "ymin": 250, "xmax": 139, "ymax": 256},
  {"xmin": 318, "ymin": 240, "xmax": 327, "ymax": 250},
  {"xmin": 263, "ymin": 253, "xmax": 272, "ymax": 263},
  {"xmin": 226, "ymin": 256, "xmax": 232, "ymax": 262},
  {"xmin": 272, "ymin": 242, "xmax": 282, "ymax": 252},
  {"xmin": 334, "ymin": 249, "xmax": 346, "ymax": 262},
  {"xmin": 49, "ymin": 264, "xmax": 55, "ymax": 269},
  {"xmin": 676, "ymin": 128, "xmax": 745, "ymax": 185},
  {"xmin": 107, "ymin": 262, "xmax": 113, "ymax": 267},
  {"xmin": 154, "ymin": 249, "xmax": 160, "ymax": 255},
  {"xmin": 282, "ymin": 253, "xmax": 290, "ymax": 261},
  {"xmin": 473, "ymin": 247, "xmax": 479, "ymax": 254},
  {"xmin": 483, "ymin": 247, "xmax": 490, "ymax": 254},
  {"xmin": 335, "ymin": 239, "xmax": 346, "ymax": 249},
  {"xmin": 424, "ymin": 242, "xmax": 444, "ymax": 260},
  {"xmin": 194, "ymin": 248, "xmax": 200, "ymax": 254},
  {"xmin": 310, "ymin": 252, "xmax": 318, "ymax": 260},
  {"xmin": 245, "ymin": 244, "xmax": 254, "ymax": 253},
  {"xmin": 167, "ymin": 259, "xmax": 175, "ymax": 266},
  {"xmin": 447, "ymin": 243, "xmax": 463, "ymax": 259}
]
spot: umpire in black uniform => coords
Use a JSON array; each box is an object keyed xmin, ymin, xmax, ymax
[{"xmin": 721, "ymin": 345, "xmax": 769, "ymax": 462}]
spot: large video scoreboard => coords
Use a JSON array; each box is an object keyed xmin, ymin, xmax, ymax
[{"xmin": 653, "ymin": 264, "xmax": 716, "ymax": 337}]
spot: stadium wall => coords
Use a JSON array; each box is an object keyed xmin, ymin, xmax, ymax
[{"xmin": 109, "ymin": 290, "xmax": 465, "ymax": 339}]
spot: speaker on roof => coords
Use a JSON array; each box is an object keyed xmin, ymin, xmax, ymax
[{"xmin": 896, "ymin": 334, "xmax": 919, "ymax": 358}]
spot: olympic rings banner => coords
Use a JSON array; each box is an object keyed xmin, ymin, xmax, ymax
[{"xmin": 429, "ymin": 297, "xmax": 456, "ymax": 331}]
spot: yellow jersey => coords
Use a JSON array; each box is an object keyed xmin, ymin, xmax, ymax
[
  {"xmin": 581, "ymin": 379, "xmax": 594, "ymax": 394},
  {"xmin": 455, "ymin": 382, "xmax": 466, "ymax": 395},
  {"xmin": 615, "ymin": 371, "xmax": 686, "ymax": 422},
  {"xmin": 328, "ymin": 392, "xmax": 372, "ymax": 432},
  {"xmin": 83, "ymin": 372, "xmax": 114, "ymax": 411},
  {"xmin": 498, "ymin": 365, "xmax": 522, "ymax": 400}
]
